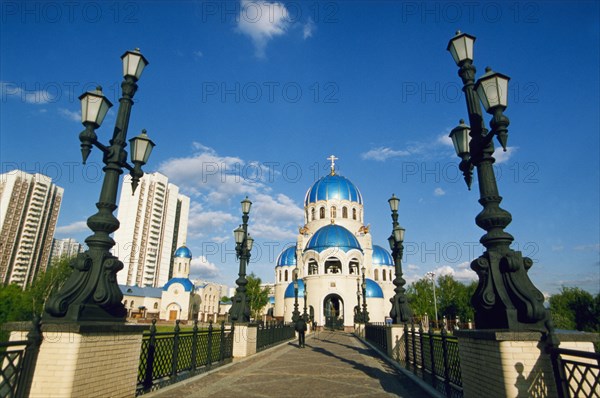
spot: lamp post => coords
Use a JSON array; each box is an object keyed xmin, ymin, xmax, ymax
[
  {"xmin": 361, "ymin": 266, "xmax": 370, "ymax": 323},
  {"xmin": 426, "ymin": 271, "xmax": 438, "ymax": 328},
  {"xmin": 229, "ymin": 197, "xmax": 254, "ymax": 323},
  {"xmin": 302, "ymin": 277, "xmax": 308, "ymax": 321},
  {"xmin": 44, "ymin": 49, "xmax": 154, "ymax": 323},
  {"xmin": 387, "ymin": 194, "xmax": 412, "ymax": 324},
  {"xmin": 447, "ymin": 31, "xmax": 546, "ymax": 330},
  {"xmin": 292, "ymin": 268, "xmax": 301, "ymax": 323},
  {"xmin": 354, "ymin": 277, "xmax": 362, "ymax": 323}
]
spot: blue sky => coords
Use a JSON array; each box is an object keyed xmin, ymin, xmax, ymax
[{"xmin": 1, "ymin": 1, "xmax": 598, "ymax": 297}]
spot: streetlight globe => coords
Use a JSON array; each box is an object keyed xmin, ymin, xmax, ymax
[
  {"xmin": 79, "ymin": 86, "xmax": 113, "ymax": 127},
  {"xmin": 121, "ymin": 48, "xmax": 149, "ymax": 80},
  {"xmin": 246, "ymin": 234, "xmax": 254, "ymax": 251},
  {"xmin": 449, "ymin": 119, "xmax": 471, "ymax": 158},
  {"xmin": 129, "ymin": 129, "xmax": 155, "ymax": 165},
  {"xmin": 388, "ymin": 194, "xmax": 400, "ymax": 212},
  {"xmin": 241, "ymin": 196, "xmax": 252, "ymax": 214},
  {"xmin": 447, "ymin": 31, "xmax": 476, "ymax": 65},
  {"xmin": 475, "ymin": 67, "xmax": 511, "ymax": 113},
  {"xmin": 233, "ymin": 225, "xmax": 244, "ymax": 244}
]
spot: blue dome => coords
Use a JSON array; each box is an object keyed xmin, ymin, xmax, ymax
[
  {"xmin": 304, "ymin": 174, "xmax": 363, "ymax": 206},
  {"xmin": 269, "ymin": 296, "xmax": 275, "ymax": 304},
  {"xmin": 365, "ymin": 278, "xmax": 384, "ymax": 298},
  {"xmin": 372, "ymin": 245, "xmax": 394, "ymax": 266},
  {"xmin": 284, "ymin": 280, "xmax": 305, "ymax": 298},
  {"xmin": 276, "ymin": 246, "xmax": 297, "ymax": 267},
  {"xmin": 174, "ymin": 246, "xmax": 192, "ymax": 258},
  {"xmin": 163, "ymin": 278, "xmax": 194, "ymax": 292},
  {"xmin": 305, "ymin": 224, "xmax": 362, "ymax": 253}
]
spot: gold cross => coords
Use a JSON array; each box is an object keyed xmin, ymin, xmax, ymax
[{"xmin": 328, "ymin": 155, "xmax": 338, "ymax": 175}]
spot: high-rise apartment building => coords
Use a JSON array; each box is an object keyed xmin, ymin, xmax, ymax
[
  {"xmin": 0, "ymin": 171, "xmax": 64, "ymax": 287},
  {"xmin": 113, "ymin": 172, "xmax": 189, "ymax": 288},
  {"xmin": 49, "ymin": 237, "xmax": 84, "ymax": 264}
]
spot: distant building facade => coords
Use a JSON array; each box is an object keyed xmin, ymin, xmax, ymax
[
  {"xmin": 113, "ymin": 172, "xmax": 190, "ymax": 288},
  {"xmin": 48, "ymin": 237, "xmax": 84, "ymax": 265},
  {"xmin": 0, "ymin": 171, "xmax": 63, "ymax": 287}
]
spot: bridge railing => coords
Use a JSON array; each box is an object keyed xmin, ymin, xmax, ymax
[
  {"xmin": 136, "ymin": 319, "xmax": 233, "ymax": 396},
  {"xmin": 256, "ymin": 321, "xmax": 295, "ymax": 352},
  {"xmin": 548, "ymin": 346, "xmax": 600, "ymax": 398},
  {"xmin": 364, "ymin": 322, "xmax": 388, "ymax": 354}
]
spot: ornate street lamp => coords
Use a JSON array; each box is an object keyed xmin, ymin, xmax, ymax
[
  {"xmin": 302, "ymin": 277, "xmax": 308, "ymax": 321},
  {"xmin": 425, "ymin": 271, "xmax": 438, "ymax": 328},
  {"xmin": 44, "ymin": 49, "xmax": 153, "ymax": 323},
  {"xmin": 354, "ymin": 277, "xmax": 363, "ymax": 323},
  {"xmin": 292, "ymin": 268, "xmax": 300, "ymax": 323},
  {"xmin": 387, "ymin": 194, "xmax": 412, "ymax": 324},
  {"xmin": 361, "ymin": 266, "xmax": 370, "ymax": 323},
  {"xmin": 447, "ymin": 31, "xmax": 546, "ymax": 330},
  {"xmin": 229, "ymin": 197, "xmax": 254, "ymax": 323}
]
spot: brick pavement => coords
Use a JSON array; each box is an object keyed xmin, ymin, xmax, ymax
[{"xmin": 146, "ymin": 330, "xmax": 433, "ymax": 398}]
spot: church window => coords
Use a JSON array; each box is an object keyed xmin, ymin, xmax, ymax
[
  {"xmin": 349, "ymin": 260, "xmax": 359, "ymax": 275},
  {"xmin": 331, "ymin": 206, "xmax": 337, "ymax": 218},
  {"xmin": 309, "ymin": 262, "xmax": 318, "ymax": 275},
  {"xmin": 285, "ymin": 269, "xmax": 288, "ymax": 282},
  {"xmin": 154, "ymin": 302, "xmax": 158, "ymax": 310},
  {"xmin": 374, "ymin": 269, "xmax": 379, "ymax": 281},
  {"xmin": 389, "ymin": 270, "xmax": 393, "ymax": 281},
  {"xmin": 130, "ymin": 300, "xmax": 135, "ymax": 308},
  {"xmin": 311, "ymin": 208, "xmax": 316, "ymax": 221},
  {"xmin": 325, "ymin": 259, "xmax": 342, "ymax": 274},
  {"xmin": 178, "ymin": 264, "xmax": 181, "ymax": 272},
  {"xmin": 342, "ymin": 207, "xmax": 348, "ymax": 218},
  {"xmin": 352, "ymin": 208, "xmax": 357, "ymax": 220},
  {"xmin": 278, "ymin": 270, "xmax": 282, "ymax": 282},
  {"xmin": 319, "ymin": 207, "xmax": 325, "ymax": 219},
  {"xmin": 124, "ymin": 300, "xmax": 128, "ymax": 307},
  {"xmin": 383, "ymin": 269, "xmax": 387, "ymax": 281}
]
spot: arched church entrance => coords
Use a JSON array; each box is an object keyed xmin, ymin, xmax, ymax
[{"xmin": 324, "ymin": 294, "xmax": 344, "ymax": 330}]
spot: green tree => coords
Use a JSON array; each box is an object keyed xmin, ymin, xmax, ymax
[
  {"xmin": 246, "ymin": 273, "xmax": 270, "ymax": 320},
  {"xmin": 437, "ymin": 275, "xmax": 476, "ymax": 322},
  {"xmin": 29, "ymin": 256, "xmax": 73, "ymax": 315},
  {"xmin": 549, "ymin": 287, "xmax": 599, "ymax": 332},
  {"xmin": 406, "ymin": 277, "xmax": 435, "ymax": 319}
]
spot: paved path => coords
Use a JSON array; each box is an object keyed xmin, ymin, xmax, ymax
[{"xmin": 147, "ymin": 330, "xmax": 432, "ymax": 398}]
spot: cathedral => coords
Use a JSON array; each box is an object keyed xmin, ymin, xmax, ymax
[{"xmin": 273, "ymin": 158, "xmax": 395, "ymax": 330}]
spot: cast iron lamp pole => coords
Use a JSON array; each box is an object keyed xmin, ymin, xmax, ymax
[
  {"xmin": 387, "ymin": 194, "xmax": 412, "ymax": 324},
  {"xmin": 292, "ymin": 268, "xmax": 300, "ymax": 323},
  {"xmin": 302, "ymin": 277, "xmax": 308, "ymax": 321},
  {"xmin": 447, "ymin": 31, "xmax": 546, "ymax": 330},
  {"xmin": 44, "ymin": 49, "xmax": 154, "ymax": 323},
  {"xmin": 354, "ymin": 277, "xmax": 363, "ymax": 323},
  {"xmin": 229, "ymin": 197, "xmax": 254, "ymax": 323},
  {"xmin": 426, "ymin": 271, "xmax": 439, "ymax": 328},
  {"xmin": 361, "ymin": 266, "xmax": 370, "ymax": 323}
]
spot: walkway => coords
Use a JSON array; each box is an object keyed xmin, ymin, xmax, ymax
[{"xmin": 147, "ymin": 330, "xmax": 432, "ymax": 398}]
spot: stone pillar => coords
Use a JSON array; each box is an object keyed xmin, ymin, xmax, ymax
[
  {"xmin": 455, "ymin": 330, "xmax": 598, "ymax": 398},
  {"xmin": 354, "ymin": 323, "xmax": 365, "ymax": 338},
  {"xmin": 386, "ymin": 324, "xmax": 405, "ymax": 362},
  {"xmin": 10, "ymin": 322, "xmax": 146, "ymax": 398},
  {"xmin": 232, "ymin": 323, "xmax": 257, "ymax": 358}
]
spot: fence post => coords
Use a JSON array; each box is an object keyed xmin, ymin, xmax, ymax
[
  {"xmin": 171, "ymin": 320, "xmax": 180, "ymax": 380},
  {"xmin": 429, "ymin": 322, "xmax": 436, "ymax": 386},
  {"xmin": 143, "ymin": 319, "xmax": 157, "ymax": 392},
  {"xmin": 191, "ymin": 320, "xmax": 198, "ymax": 371},
  {"xmin": 207, "ymin": 320, "xmax": 214, "ymax": 367},
  {"xmin": 404, "ymin": 323, "xmax": 410, "ymax": 369},
  {"xmin": 219, "ymin": 321, "xmax": 226, "ymax": 362},
  {"xmin": 546, "ymin": 328, "xmax": 567, "ymax": 398},
  {"xmin": 418, "ymin": 323, "xmax": 425, "ymax": 372},
  {"xmin": 441, "ymin": 325, "xmax": 451, "ymax": 397},
  {"xmin": 15, "ymin": 315, "xmax": 42, "ymax": 398},
  {"xmin": 411, "ymin": 323, "xmax": 417, "ymax": 371}
]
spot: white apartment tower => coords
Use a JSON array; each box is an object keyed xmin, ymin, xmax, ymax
[
  {"xmin": 0, "ymin": 171, "xmax": 64, "ymax": 287},
  {"xmin": 49, "ymin": 238, "xmax": 84, "ymax": 264},
  {"xmin": 114, "ymin": 172, "xmax": 190, "ymax": 288}
]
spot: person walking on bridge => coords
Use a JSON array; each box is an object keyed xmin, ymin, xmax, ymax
[{"xmin": 295, "ymin": 317, "xmax": 307, "ymax": 348}]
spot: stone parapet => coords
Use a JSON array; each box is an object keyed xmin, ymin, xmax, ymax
[{"xmin": 232, "ymin": 323, "xmax": 258, "ymax": 358}]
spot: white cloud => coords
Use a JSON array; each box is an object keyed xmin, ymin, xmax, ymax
[
  {"xmin": 493, "ymin": 146, "xmax": 517, "ymax": 164},
  {"xmin": 303, "ymin": 17, "xmax": 315, "ymax": 39},
  {"xmin": 434, "ymin": 187, "xmax": 446, "ymax": 196},
  {"xmin": 437, "ymin": 133, "xmax": 453, "ymax": 147},
  {"xmin": 361, "ymin": 147, "xmax": 410, "ymax": 161},
  {"xmin": 55, "ymin": 220, "xmax": 88, "ymax": 235},
  {"xmin": 59, "ymin": 108, "xmax": 81, "ymax": 122},
  {"xmin": 237, "ymin": 0, "xmax": 290, "ymax": 58},
  {"xmin": 190, "ymin": 255, "xmax": 220, "ymax": 279},
  {"xmin": 407, "ymin": 264, "xmax": 419, "ymax": 271},
  {"xmin": 0, "ymin": 81, "xmax": 56, "ymax": 104},
  {"xmin": 432, "ymin": 264, "xmax": 477, "ymax": 282},
  {"xmin": 574, "ymin": 243, "xmax": 600, "ymax": 252},
  {"xmin": 193, "ymin": 50, "xmax": 203, "ymax": 58}
]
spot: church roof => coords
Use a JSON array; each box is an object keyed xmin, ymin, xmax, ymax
[
  {"xmin": 365, "ymin": 278, "xmax": 384, "ymax": 298},
  {"xmin": 305, "ymin": 224, "xmax": 362, "ymax": 253},
  {"xmin": 304, "ymin": 174, "xmax": 363, "ymax": 206},
  {"xmin": 174, "ymin": 245, "xmax": 192, "ymax": 258},
  {"xmin": 372, "ymin": 245, "xmax": 394, "ymax": 266},
  {"xmin": 163, "ymin": 278, "xmax": 194, "ymax": 292},
  {"xmin": 284, "ymin": 279, "xmax": 305, "ymax": 298},
  {"xmin": 276, "ymin": 246, "xmax": 297, "ymax": 267}
]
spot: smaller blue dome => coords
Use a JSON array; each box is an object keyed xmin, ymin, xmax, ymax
[
  {"xmin": 284, "ymin": 280, "xmax": 305, "ymax": 298},
  {"xmin": 163, "ymin": 278, "xmax": 194, "ymax": 292},
  {"xmin": 365, "ymin": 278, "xmax": 384, "ymax": 298},
  {"xmin": 372, "ymin": 245, "xmax": 394, "ymax": 267},
  {"xmin": 174, "ymin": 246, "xmax": 192, "ymax": 258},
  {"xmin": 305, "ymin": 224, "xmax": 362, "ymax": 253},
  {"xmin": 276, "ymin": 246, "xmax": 297, "ymax": 267},
  {"xmin": 269, "ymin": 296, "xmax": 275, "ymax": 304}
]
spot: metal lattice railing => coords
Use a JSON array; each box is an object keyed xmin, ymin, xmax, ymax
[
  {"xmin": 549, "ymin": 347, "xmax": 600, "ymax": 398},
  {"xmin": 256, "ymin": 322, "xmax": 295, "ymax": 352},
  {"xmin": 136, "ymin": 319, "xmax": 234, "ymax": 396},
  {"xmin": 365, "ymin": 323, "xmax": 389, "ymax": 354},
  {"xmin": 0, "ymin": 316, "xmax": 42, "ymax": 398}
]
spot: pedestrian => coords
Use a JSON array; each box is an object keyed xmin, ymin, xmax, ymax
[{"xmin": 295, "ymin": 317, "xmax": 307, "ymax": 348}]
